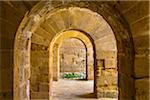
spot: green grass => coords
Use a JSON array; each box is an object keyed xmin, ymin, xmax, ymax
[{"xmin": 62, "ymin": 72, "xmax": 86, "ymax": 79}]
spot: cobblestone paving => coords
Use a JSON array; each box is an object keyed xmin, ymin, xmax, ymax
[{"xmin": 52, "ymin": 79, "xmax": 117, "ymax": 100}]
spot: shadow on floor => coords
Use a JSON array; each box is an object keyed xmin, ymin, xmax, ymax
[
  {"xmin": 76, "ymin": 93, "xmax": 96, "ymax": 98},
  {"xmin": 75, "ymin": 79, "xmax": 87, "ymax": 81}
]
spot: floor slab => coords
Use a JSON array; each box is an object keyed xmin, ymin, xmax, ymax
[{"xmin": 52, "ymin": 79, "xmax": 117, "ymax": 100}]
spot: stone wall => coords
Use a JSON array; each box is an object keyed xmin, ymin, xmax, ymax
[
  {"xmin": 95, "ymin": 35, "xmax": 118, "ymax": 98},
  {"xmin": 115, "ymin": 1, "xmax": 149, "ymax": 99},
  {"xmin": 0, "ymin": 1, "xmax": 149, "ymax": 100},
  {"xmin": 59, "ymin": 38, "xmax": 86, "ymax": 73},
  {"xmin": 30, "ymin": 43, "xmax": 50, "ymax": 99},
  {"xmin": 96, "ymin": 51, "xmax": 118, "ymax": 98},
  {"xmin": 0, "ymin": 1, "xmax": 36, "ymax": 99}
]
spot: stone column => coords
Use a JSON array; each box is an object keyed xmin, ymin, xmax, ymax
[
  {"xmin": 14, "ymin": 13, "xmax": 41, "ymax": 100},
  {"xmin": 96, "ymin": 58, "xmax": 118, "ymax": 98},
  {"xmin": 53, "ymin": 44, "xmax": 59, "ymax": 81},
  {"xmin": 14, "ymin": 31, "xmax": 32, "ymax": 100},
  {"xmin": 87, "ymin": 46, "xmax": 94, "ymax": 80}
]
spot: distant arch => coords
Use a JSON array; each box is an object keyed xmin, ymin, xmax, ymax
[{"xmin": 49, "ymin": 30, "xmax": 95, "ymax": 82}]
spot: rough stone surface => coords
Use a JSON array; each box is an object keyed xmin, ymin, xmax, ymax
[
  {"xmin": 51, "ymin": 30, "xmax": 94, "ymax": 81},
  {"xmin": 30, "ymin": 43, "xmax": 49, "ymax": 99},
  {"xmin": 60, "ymin": 38, "xmax": 86, "ymax": 73},
  {"xmin": 0, "ymin": 1, "xmax": 149, "ymax": 100},
  {"xmin": 135, "ymin": 79, "xmax": 149, "ymax": 100},
  {"xmin": 52, "ymin": 79, "xmax": 117, "ymax": 100}
]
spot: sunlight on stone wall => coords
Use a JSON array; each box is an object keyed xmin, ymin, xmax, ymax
[{"xmin": 59, "ymin": 38, "xmax": 86, "ymax": 73}]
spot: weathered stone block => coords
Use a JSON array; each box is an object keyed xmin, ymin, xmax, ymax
[
  {"xmin": 96, "ymin": 51, "xmax": 117, "ymax": 59},
  {"xmin": 96, "ymin": 69, "xmax": 117, "ymax": 86},
  {"xmin": 1, "ymin": 2, "xmax": 24, "ymax": 25},
  {"xmin": 135, "ymin": 78, "xmax": 149, "ymax": 100},
  {"xmin": 134, "ymin": 57, "xmax": 149, "ymax": 78},
  {"xmin": 30, "ymin": 83, "xmax": 39, "ymax": 92},
  {"xmin": 39, "ymin": 83, "xmax": 49, "ymax": 92},
  {"xmin": 31, "ymin": 34, "xmax": 50, "ymax": 46},
  {"xmin": 131, "ymin": 17, "xmax": 149, "ymax": 37},
  {"xmin": 119, "ymin": 73, "xmax": 134, "ymax": 99},
  {"xmin": 118, "ymin": 55, "xmax": 133, "ymax": 75},
  {"xmin": 105, "ymin": 59, "xmax": 117, "ymax": 68},
  {"xmin": 115, "ymin": 1, "xmax": 139, "ymax": 13},
  {"xmin": 39, "ymin": 66, "xmax": 49, "ymax": 74},
  {"xmin": 133, "ymin": 35, "xmax": 149, "ymax": 49},
  {"xmin": 31, "ymin": 92, "xmax": 49, "ymax": 99},
  {"xmin": 37, "ymin": 74, "xmax": 49, "ymax": 83},
  {"xmin": 1, "ymin": 68, "xmax": 13, "ymax": 92},
  {"xmin": 97, "ymin": 90, "xmax": 118, "ymax": 98},
  {"xmin": 123, "ymin": 1, "xmax": 149, "ymax": 24}
]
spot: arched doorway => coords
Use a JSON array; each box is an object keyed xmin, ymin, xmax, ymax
[
  {"xmin": 49, "ymin": 30, "xmax": 96, "ymax": 99},
  {"xmin": 52, "ymin": 37, "xmax": 95, "ymax": 99},
  {"xmin": 49, "ymin": 30, "xmax": 95, "ymax": 81},
  {"xmin": 59, "ymin": 38, "xmax": 87, "ymax": 80},
  {"xmin": 14, "ymin": 2, "xmax": 134, "ymax": 100}
]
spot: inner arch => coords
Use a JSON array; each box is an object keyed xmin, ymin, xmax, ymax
[{"xmin": 49, "ymin": 30, "xmax": 95, "ymax": 82}]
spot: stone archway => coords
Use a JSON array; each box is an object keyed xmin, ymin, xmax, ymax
[
  {"xmin": 14, "ymin": 1, "xmax": 134, "ymax": 100},
  {"xmin": 49, "ymin": 30, "xmax": 95, "ymax": 81},
  {"xmin": 59, "ymin": 38, "xmax": 88, "ymax": 80}
]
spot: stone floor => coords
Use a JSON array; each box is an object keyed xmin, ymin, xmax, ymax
[{"xmin": 52, "ymin": 79, "xmax": 117, "ymax": 100}]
